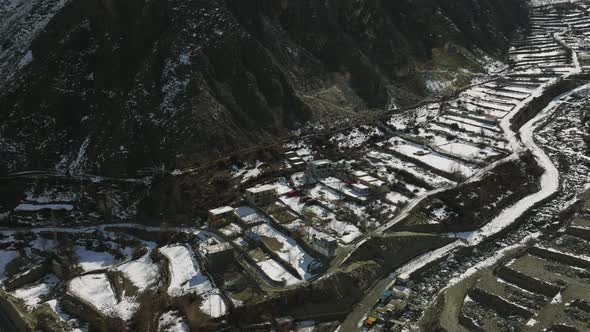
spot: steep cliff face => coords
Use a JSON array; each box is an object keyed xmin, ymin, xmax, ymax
[{"xmin": 0, "ymin": 0, "xmax": 528, "ymax": 176}]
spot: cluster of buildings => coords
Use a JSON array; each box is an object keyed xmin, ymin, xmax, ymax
[
  {"xmin": 350, "ymin": 170, "xmax": 390, "ymax": 196},
  {"xmin": 207, "ymin": 156, "xmax": 394, "ymax": 263},
  {"xmin": 209, "ymin": 157, "xmax": 392, "ymax": 225}
]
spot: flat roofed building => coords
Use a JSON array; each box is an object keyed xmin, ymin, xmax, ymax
[
  {"xmin": 369, "ymin": 179, "xmax": 390, "ymax": 193},
  {"xmin": 245, "ymin": 184, "xmax": 278, "ymax": 206},
  {"xmin": 203, "ymin": 241, "xmax": 234, "ymax": 272},
  {"xmin": 352, "ymin": 183, "xmax": 370, "ymax": 196},
  {"xmin": 359, "ymin": 175, "xmax": 390, "ymax": 193},
  {"xmin": 307, "ymin": 159, "xmax": 333, "ymax": 178},
  {"xmin": 359, "ymin": 175, "xmax": 378, "ymax": 184},
  {"xmin": 208, "ymin": 206, "xmax": 234, "ymax": 228},
  {"xmin": 310, "ymin": 237, "xmax": 338, "ymax": 257},
  {"xmin": 351, "ymin": 170, "xmax": 368, "ymax": 179}
]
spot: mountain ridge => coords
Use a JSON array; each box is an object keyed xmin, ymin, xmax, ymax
[{"xmin": 0, "ymin": 0, "xmax": 528, "ymax": 176}]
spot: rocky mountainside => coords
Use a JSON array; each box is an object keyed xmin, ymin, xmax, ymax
[{"xmin": 0, "ymin": 0, "xmax": 528, "ymax": 177}]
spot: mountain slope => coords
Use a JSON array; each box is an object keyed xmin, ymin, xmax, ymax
[{"xmin": 0, "ymin": 0, "xmax": 528, "ymax": 176}]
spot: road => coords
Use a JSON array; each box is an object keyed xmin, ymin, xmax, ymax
[
  {"xmin": 339, "ymin": 275, "xmax": 396, "ymax": 331},
  {"xmin": 333, "ymin": 30, "xmax": 584, "ymax": 272},
  {"xmin": 337, "ymin": 38, "xmax": 586, "ymax": 331}
]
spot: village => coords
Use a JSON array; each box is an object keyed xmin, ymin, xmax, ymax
[{"xmin": 0, "ymin": 0, "xmax": 589, "ymax": 331}]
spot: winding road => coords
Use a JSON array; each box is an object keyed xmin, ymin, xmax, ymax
[
  {"xmin": 339, "ymin": 81, "xmax": 588, "ymax": 332},
  {"xmin": 339, "ymin": 26, "xmax": 587, "ymax": 330}
]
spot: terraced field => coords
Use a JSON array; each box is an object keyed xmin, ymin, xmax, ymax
[
  {"xmin": 2, "ymin": 1, "xmax": 590, "ymax": 331},
  {"xmin": 433, "ymin": 209, "xmax": 590, "ymax": 331},
  {"xmin": 346, "ymin": 1, "xmax": 590, "ymax": 330}
]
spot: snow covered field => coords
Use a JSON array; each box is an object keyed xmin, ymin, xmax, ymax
[
  {"xmin": 436, "ymin": 116, "xmax": 502, "ymax": 137},
  {"xmin": 12, "ymin": 274, "xmax": 60, "ymax": 309},
  {"xmin": 279, "ymin": 196, "xmax": 307, "ymax": 215},
  {"xmin": 2, "ymin": 3, "xmax": 589, "ymax": 330},
  {"xmin": 231, "ymin": 161, "xmax": 267, "ymax": 183},
  {"xmin": 69, "ymin": 273, "xmax": 138, "ymax": 321},
  {"xmin": 158, "ymin": 310, "xmax": 189, "ymax": 332},
  {"xmin": 437, "ymin": 141, "xmax": 500, "ymax": 160},
  {"xmin": 330, "ymin": 126, "xmax": 384, "ymax": 149},
  {"xmin": 367, "ymin": 150, "xmax": 455, "ymax": 188},
  {"xmin": 257, "ymin": 258, "xmax": 301, "ymax": 285},
  {"xmin": 388, "ymin": 137, "xmax": 479, "ymax": 177},
  {"xmin": 159, "ymin": 244, "xmax": 227, "ymax": 317},
  {"xmin": 74, "ymin": 247, "xmax": 118, "ymax": 272},
  {"xmin": 386, "ymin": 192, "xmax": 410, "ymax": 205},
  {"xmin": 457, "ymin": 86, "xmax": 587, "ymax": 245},
  {"xmin": 159, "ymin": 244, "xmax": 213, "ymax": 297},
  {"xmin": 251, "ymin": 223, "xmax": 317, "ymax": 280},
  {"xmin": 234, "ymin": 206, "xmax": 270, "ymax": 225},
  {"xmin": 303, "ymin": 204, "xmax": 362, "ymax": 244},
  {"xmin": 117, "ymin": 254, "xmax": 160, "ymax": 291}
]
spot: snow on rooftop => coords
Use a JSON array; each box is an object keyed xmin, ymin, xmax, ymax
[
  {"xmin": 219, "ymin": 223, "xmax": 243, "ymax": 237},
  {"xmin": 291, "ymin": 172, "xmax": 306, "ymax": 187},
  {"xmin": 322, "ymin": 177, "xmax": 368, "ymax": 201},
  {"xmin": 246, "ymin": 184, "xmax": 278, "ymax": 193},
  {"xmin": 352, "ymin": 170, "xmax": 368, "ymax": 177},
  {"xmin": 203, "ymin": 241, "xmax": 232, "ymax": 254},
  {"xmin": 268, "ymin": 180, "xmax": 293, "ymax": 195},
  {"xmin": 388, "ymin": 137, "xmax": 478, "ymax": 177},
  {"xmin": 359, "ymin": 175, "xmax": 378, "ymax": 183},
  {"xmin": 311, "ymin": 159, "xmax": 331, "ymax": 165},
  {"xmin": 209, "ymin": 206, "xmax": 234, "ymax": 215},
  {"xmin": 234, "ymin": 206, "xmax": 269, "ymax": 224},
  {"xmin": 280, "ymin": 196, "xmax": 306, "ymax": 214}
]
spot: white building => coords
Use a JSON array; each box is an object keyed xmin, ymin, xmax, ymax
[
  {"xmin": 352, "ymin": 183, "xmax": 370, "ymax": 196},
  {"xmin": 310, "ymin": 237, "xmax": 338, "ymax": 257},
  {"xmin": 351, "ymin": 170, "xmax": 368, "ymax": 179},
  {"xmin": 208, "ymin": 206, "xmax": 235, "ymax": 227},
  {"xmin": 359, "ymin": 175, "xmax": 390, "ymax": 193},
  {"xmin": 307, "ymin": 159, "xmax": 334, "ymax": 178},
  {"xmin": 244, "ymin": 184, "xmax": 278, "ymax": 205}
]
